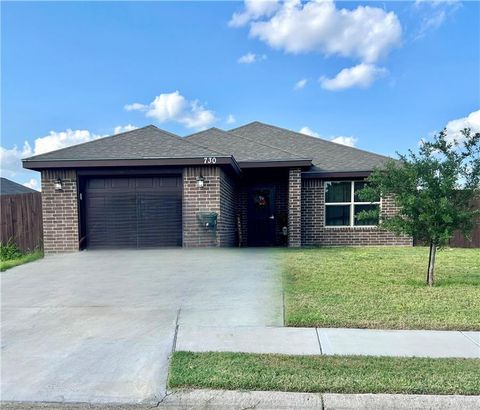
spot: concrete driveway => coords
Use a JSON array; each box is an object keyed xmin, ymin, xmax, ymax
[{"xmin": 1, "ymin": 249, "xmax": 282, "ymax": 404}]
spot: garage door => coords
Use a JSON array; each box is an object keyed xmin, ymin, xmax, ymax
[{"xmin": 85, "ymin": 176, "xmax": 182, "ymax": 249}]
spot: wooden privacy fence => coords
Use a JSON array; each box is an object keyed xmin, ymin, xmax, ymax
[
  {"xmin": 0, "ymin": 192, "xmax": 43, "ymax": 252},
  {"xmin": 413, "ymin": 197, "xmax": 480, "ymax": 248},
  {"xmin": 448, "ymin": 197, "xmax": 480, "ymax": 248}
]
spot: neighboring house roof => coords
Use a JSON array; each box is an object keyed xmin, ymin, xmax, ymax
[
  {"xmin": 0, "ymin": 177, "xmax": 38, "ymax": 195},
  {"xmin": 185, "ymin": 127, "xmax": 309, "ymax": 164},
  {"xmin": 22, "ymin": 122, "xmax": 392, "ymax": 175},
  {"xmin": 229, "ymin": 122, "xmax": 392, "ymax": 174}
]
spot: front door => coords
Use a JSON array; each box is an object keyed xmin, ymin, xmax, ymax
[{"xmin": 247, "ymin": 186, "xmax": 276, "ymax": 246}]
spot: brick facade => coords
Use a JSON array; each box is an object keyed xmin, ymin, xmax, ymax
[
  {"xmin": 39, "ymin": 166, "xmax": 411, "ymax": 252},
  {"xmin": 182, "ymin": 166, "xmax": 237, "ymax": 247},
  {"xmin": 288, "ymin": 168, "xmax": 302, "ymax": 247},
  {"xmin": 218, "ymin": 169, "xmax": 237, "ymax": 247},
  {"xmin": 41, "ymin": 169, "xmax": 79, "ymax": 253},
  {"xmin": 301, "ymin": 178, "xmax": 412, "ymax": 246}
]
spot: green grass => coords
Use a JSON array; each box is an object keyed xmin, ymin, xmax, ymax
[
  {"xmin": 283, "ymin": 247, "xmax": 480, "ymax": 330},
  {"xmin": 169, "ymin": 352, "xmax": 480, "ymax": 395},
  {"xmin": 0, "ymin": 251, "xmax": 43, "ymax": 272}
]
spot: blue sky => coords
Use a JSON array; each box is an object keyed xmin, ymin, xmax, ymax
[{"xmin": 1, "ymin": 1, "xmax": 479, "ymax": 189}]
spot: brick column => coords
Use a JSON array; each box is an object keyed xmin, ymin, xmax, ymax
[
  {"xmin": 288, "ymin": 167, "xmax": 302, "ymax": 247},
  {"xmin": 41, "ymin": 169, "xmax": 79, "ymax": 253},
  {"xmin": 183, "ymin": 166, "xmax": 221, "ymax": 247}
]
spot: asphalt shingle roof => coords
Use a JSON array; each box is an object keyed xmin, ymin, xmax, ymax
[
  {"xmin": 0, "ymin": 177, "xmax": 38, "ymax": 195},
  {"xmin": 23, "ymin": 125, "xmax": 222, "ymax": 162},
  {"xmin": 185, "ymin": 127, "xmax": 307, "ymax": 162},
  {"xmin": 22, "ymin": 122, "xmax": 392, "ymax": 173},
  {"xmin": 229, "ymin": 122, "xmax": 392, "ymax": 173}
]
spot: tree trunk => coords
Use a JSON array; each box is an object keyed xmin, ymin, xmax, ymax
[{"xmin": 426, "ymin": 241, "xmax": 436, "ymax": 286}]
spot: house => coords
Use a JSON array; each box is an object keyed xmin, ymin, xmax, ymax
[
  {"xmin": 0, "ymin": 177, "xmax": 43, "ymax": 252},
  {"xmin": 0, "ymin": 177, "xmax": 38, "ymax": 196},
  {"xmin": 22, "ymin": 122, "xmax": 411, "ymax": 252}
]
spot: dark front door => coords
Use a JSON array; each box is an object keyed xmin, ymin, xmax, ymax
[
  {"xmin": 247, "ymin": 186, "xmax": 276, "ymax": 246},
  {"xmin": 84, "ymin": 176, "xmax": 182, "ymax": 249}
]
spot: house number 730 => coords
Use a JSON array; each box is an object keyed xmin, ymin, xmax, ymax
[{"xmin": 203, "ymin": 157, "xmax": 217, "ymax": 164}]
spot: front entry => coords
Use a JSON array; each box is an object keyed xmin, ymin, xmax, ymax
[{"xmin": 247, "ymin": 186, "xmax": 276, "ymax": 246}]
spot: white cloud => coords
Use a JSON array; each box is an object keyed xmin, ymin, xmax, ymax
[
  {"xmin": 444, "ymin": 110, "xmax": 480, "ymax": 143},
  {"xmin": 125, "ymin": 91, "xmax": 216, "ymax": 130},
  {"xmin": 414, "ymin": 0, "xmax": 461, "ymax": 39},
  {"xmin": 23, "ymin": 178, "xmax": 39, "ymax": 191},
  {"xmin": 0, "ymin": 143, "xmax": 32, "ymax": 179},
  {"xmin": 238, "ymin": 0, "xmax": 401, "ymax": 63},
  {"xmin": 319, "ymin": 63, "xmax": 387, "ymax": 91},
  {"xmin": 299, "ymin": 126, "xmax": 357, "ymax": 147},
  {"xmin": 226, "ymin": 114, "xmax": 236, "ymax": 124},
  {"xmin": 0, "ymin": 125, "xmax": 126, "ymax": 187},
  {"xmin": 231, "ymin": 1, "xmax": 401, "ymax": 90},
  {"xmin": 33, "ymin": 129, "xmax": 105, "ymax": 156},
  {"xmin": 124, "ymin": 102, "xmax": 147, "ymax": 112},
  {"xmin": 331, "ymin": 136, "xmax": 358, "ymax": 147},
  {"xmin": 294, "ymin": 78, "xmax": 308, "ymax": 90},
  {"xmin": 114, "ymin": 124, "xmax": 137, "ymax": 134},
  {"xmin": 229, "ymin": 0, "xmax": 279, "ymax": 28},
  {"xmin": 299, "ymin": 126, "xmax": 320, "ymax": 138},
  {"xmin": 237, "ymin": 52, "xmax": 267, "ymax": 64}
]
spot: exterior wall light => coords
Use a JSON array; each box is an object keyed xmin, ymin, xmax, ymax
[
  {"xmin": 54, "ymin": 178, "xmax": 63, "ymax": 191},
  {"xmin": 196, "ymin": 175, "xmax": 205, "ymax": 188}
]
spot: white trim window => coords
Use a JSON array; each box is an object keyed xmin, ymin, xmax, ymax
[{"xmin": 324, "ymin": 181, "xmax": 380, "ymax": 227}]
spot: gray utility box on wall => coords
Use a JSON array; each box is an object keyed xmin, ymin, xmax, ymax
[{"xmin": 197, "ymin": 212, "xmax": 218, "ymax": 230}]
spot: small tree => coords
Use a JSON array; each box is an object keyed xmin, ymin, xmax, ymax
[{"xmin": 358, "ymin": 128, "xmax": 480, "ymax": 286}]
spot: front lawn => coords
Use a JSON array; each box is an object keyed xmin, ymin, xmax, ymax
[
  {"xmin": 283, "ymin": 247, "xmax": 479, "ymax": 330},
  {"xmin": 169, "ymin": 352, "xmax": 480, "ymax": 395},
  {"xmin": 0, "ymin": 251, "xmax": 43, "ymax": 272}
]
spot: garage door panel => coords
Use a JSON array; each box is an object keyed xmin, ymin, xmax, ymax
[
  {"xmin": 137, "ymin": 193, "xmax": 182, "ymax": 247},
  {"xmin": 85, "ymin": 176, "xmax": 182, "ymax": 249}
]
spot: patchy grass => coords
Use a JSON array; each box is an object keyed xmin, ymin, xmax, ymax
[
  {"xmin": 0, "ymin": 251, "xmax": 43, "ymax": 272},
  {"xmin": 283, "ymin": 247, "xmax": 479, "ymax": 330},
  {"xmin": 169, "ymin": 352, "xmax": 480, "ymax": 395}
]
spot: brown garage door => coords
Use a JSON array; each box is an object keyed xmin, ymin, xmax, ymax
[{"xmin": 85, "ymin": 176, "xmax": 182, "ymax": 249}]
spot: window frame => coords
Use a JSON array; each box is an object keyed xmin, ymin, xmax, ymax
[{"xmin": 324, "ymin": 180, "xmax": 381, "ymax": 228}]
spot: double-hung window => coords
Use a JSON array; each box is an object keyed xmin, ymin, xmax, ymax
[{"xmin": 324, "ymin": 181, "xmax": 380, "ymax": 227}]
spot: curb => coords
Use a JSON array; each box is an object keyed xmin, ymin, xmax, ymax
[{"xmin": 3, "ymin": 390, "xmax": 480, "ymax": 410}]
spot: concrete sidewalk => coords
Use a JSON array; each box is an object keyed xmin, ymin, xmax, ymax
[{"xmin": 176, "ymin": 326, "xmax": 480, "ymax": 358}]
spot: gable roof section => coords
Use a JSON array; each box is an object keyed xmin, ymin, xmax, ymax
[
  {"xmin": 0, "ymin": 177, "xmax": 38, "ymax": 195},
  {"xmin": 229, "ymin": 121, "xmax": 392, "ymax": 174},
  {"xmin": 24, "ymin": 125, "xmax": 221, "ymax": 161},
  {"xmin": 22, "ymin": 125, "xmax": 241, "ymax": 172},
  {"xmin": 185, "ymin": 127, "xmax": 311, "ymax": 167}
]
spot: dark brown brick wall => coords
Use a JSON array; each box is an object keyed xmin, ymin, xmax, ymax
[
  {"xmin": 41, "ymin": 169, "xmax": 79, "ymax": 253},
  {"xmin": 288, "ymin": 168, "xmax": 302, "ymax": 247},
  {"xmin": 183, "ymin": 166, "xmax": 220, "ymax": 247},
  {"xmin": 218, "ymin": 169, "xmax": 237, "ymax": 247},
  {"xmin": 182, "ymin": 166, "xmax": 237, "ymax": 247},
  {"xmin": 301, "ymin": 178, "xmax": 412, "ymax": 246}
]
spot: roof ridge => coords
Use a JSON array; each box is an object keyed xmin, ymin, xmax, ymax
[
  {"xmin": 232, "ymin": 121, "xmax": 393, "ymax": 161},
  {"xmin": 182, "ymin": 128, "xmax": 231, "ymax": 157},
  {"xmin": 227, "ymin": 124, "xmax": 309, "ymax": 160},
  {"xmin": 186, "ymin": 127, "xmax": 308, "ymax": 160},
  {"xmin": 23, "ymin": 125, "xmax": 159, "ymax": 162}
]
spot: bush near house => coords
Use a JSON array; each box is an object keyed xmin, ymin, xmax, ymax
[{"xmin": 0, "ymin": 241, "xmax": 43, "ymax": 272}]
